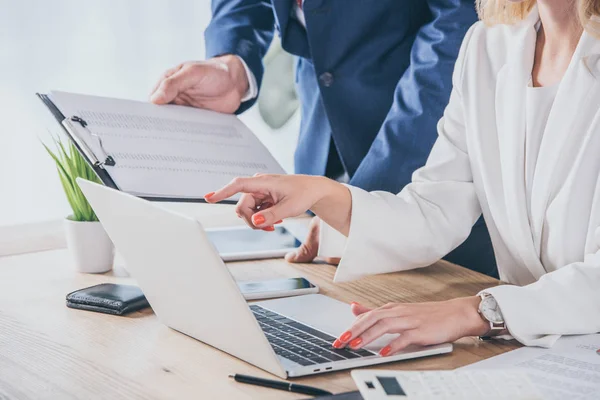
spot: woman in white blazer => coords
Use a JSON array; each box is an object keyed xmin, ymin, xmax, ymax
[{"xmin": 206, "ymin": 0, "xmax": 600, "ymax": 356}]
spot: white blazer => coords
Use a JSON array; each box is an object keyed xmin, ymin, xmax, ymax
[{"xmin": 319, "ymin": 7, "xmax": 600, "ymax": 348}]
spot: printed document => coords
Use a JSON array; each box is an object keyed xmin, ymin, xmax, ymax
[
  {"xmin": 462, "ymin": 334, "xmax": 600, "ymax": 399},
  {"xmin": 48, "ymin": 91, "xmax": 285, "ymax": 200}
]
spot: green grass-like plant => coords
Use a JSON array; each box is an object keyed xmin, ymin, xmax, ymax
[{"xmin": 43, "ymin": 139, "xmax": 101, "ymax": 222}]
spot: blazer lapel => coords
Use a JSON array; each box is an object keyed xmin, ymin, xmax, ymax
[
  {"xmin": 529, "ymin": 32, "xmax": 600, "ymax": 255},
  {"xmin": 495, "ymin": 9, "xmax": 547, "ymax": 278},
  {"xmin": 272, "ymin": 0, "xmax": 292, "ymax": 40}
]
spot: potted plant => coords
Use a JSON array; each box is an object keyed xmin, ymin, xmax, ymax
[{"xmin": 43, "ymin": 139, "xmax": 114, "ymax": 273}]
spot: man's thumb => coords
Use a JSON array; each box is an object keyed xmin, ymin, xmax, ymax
[{"xmin": 150, "ymin": 75, "xmax": 181, "ymax": 104}]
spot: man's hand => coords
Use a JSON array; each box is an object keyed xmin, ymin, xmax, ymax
[
  {"xmin": 285, "ymin": 217, "xmax": 341, "ymax": 265},
  {"xmin": 150, "ymin": 55, "xmax": 249, "ymax": 113}
]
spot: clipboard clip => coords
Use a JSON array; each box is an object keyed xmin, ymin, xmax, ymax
[{"xmin": 69, "ymin": 116, "xmax": 116, "ymax": 167}]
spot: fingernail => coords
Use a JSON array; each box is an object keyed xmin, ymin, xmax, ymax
[
  {"xmin": 252, "ymin": 214, "xmax": 265, "ymax": 226},
  {"xmin": 380, "ymin": 346, "xmax": 392, "ymax": 357},
  {"xmin": 349, "ymin": 337, "xmax": 363, "ymax": 348},
  {"xmin": 332, "ymin": 339, "xmax": 343, "ymax": 349},
  {"xmin": 262, "ymin": 226, "xmax": 275, "ymax": 232},
  {"xmin": 350, "ymin": 302, "xmax": 359, "ymax": 306},
  {"xmin": 274, "ymin": 220, "xmax": 283, "ymax": 224},
  {"xmin": 204, "ymin": 192, "xmax": 215, "ymax": 200},
  {"xmin": 339, "ymin": 331, "xmax": 352, "ymax": 342}
]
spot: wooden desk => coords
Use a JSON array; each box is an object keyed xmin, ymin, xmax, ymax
[{"xmin": 0, "ymin": 205, "xmax": 520, "ymax": 399}]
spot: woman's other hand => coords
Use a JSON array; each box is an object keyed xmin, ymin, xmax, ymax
[
  {"xmin": 333, "ymin": 298, "xmax": 490, "ymax": 356},
  {"xmin": 204, "ymin": 174, "xmax": 352, "ymax": 235}
]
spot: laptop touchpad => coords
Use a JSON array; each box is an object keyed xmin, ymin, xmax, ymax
[{"xmin": 255, "ymin": 294, "xmax": 398, "ymax": 351}]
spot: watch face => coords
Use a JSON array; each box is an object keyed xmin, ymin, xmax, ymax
[{"xmin": 479, "ymin": 296, "xmax": 504, "ymax": 324}]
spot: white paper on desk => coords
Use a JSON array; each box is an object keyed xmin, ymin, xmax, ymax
[
  {"xmin": 461, "ymin": 334, "xmax": 600, "ymax": 399},
  {"xmin": 49, "ymin": 91, "xmax": 286, "ymax": 200}
]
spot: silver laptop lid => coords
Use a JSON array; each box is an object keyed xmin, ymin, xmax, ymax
[{"xmin": 76, "ymin": 178, "xmax": 286, "ymax": 378}]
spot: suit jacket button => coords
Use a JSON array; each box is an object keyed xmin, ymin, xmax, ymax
[{"xmin": 319, "ymin": 72, "xmax": 334, "ymax": 87}]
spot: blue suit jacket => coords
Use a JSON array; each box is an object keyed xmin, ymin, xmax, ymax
[{"xmin": 204, "ymin": 0, "xmax": 498, "ymax": 277}]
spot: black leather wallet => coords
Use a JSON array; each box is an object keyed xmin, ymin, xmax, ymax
[{"xmin": 66, "ymin": 283, "xmax": 150, "ymax": 315}]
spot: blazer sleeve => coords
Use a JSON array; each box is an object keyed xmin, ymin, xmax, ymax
[
  {"xmin": 204, "ymin": 0, "xmax": 276, "ymax": 114},
  {"xmin": 319, "ymin": 24, "xmax": 483, "ymax": 283},
  {"xmin": 348, "ymin": 0, "xmax": 478, "ymax": 193},
  {"xmin": 483, "ymin": 253, "xmax": 600, "ymax": 347}
]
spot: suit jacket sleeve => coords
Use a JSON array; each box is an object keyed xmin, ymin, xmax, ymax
[
  {"xmin": 348, "ymin": 0, "xmax": 478, "ymax": 193},
  {"xmin": 483, "ymin": 254, "xmax": 600, "ymax": 347},
  {"xmin": 204, "ymin": 0, "xmax": 276, "ymax": 113},
  {"xmin": 319, "ymin": 25, "xmax": 482, "ymax": 283}
]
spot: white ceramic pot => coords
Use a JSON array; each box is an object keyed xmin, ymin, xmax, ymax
[{"xmin": 64, "ymin": 217, "xmax": 114, "ymax": 273}]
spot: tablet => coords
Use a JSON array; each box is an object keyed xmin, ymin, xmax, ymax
[{"xmin": 206, "ymin": 225, "xmax": 302, "ymax": 261}]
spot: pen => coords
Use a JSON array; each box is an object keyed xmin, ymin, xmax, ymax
[{"xmin": 228, "ymin": 373, "xmax": 333, "ymax": 397}]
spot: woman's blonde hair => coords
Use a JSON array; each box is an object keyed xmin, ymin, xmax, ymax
[{"xmin": 476, "ymin": 0, "xmax": 600, "ymax": 35}]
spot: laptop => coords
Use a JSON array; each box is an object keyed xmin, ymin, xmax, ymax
[{"xmin": 77, "ymin": 178, "xmax": 452, "ymax": 379}]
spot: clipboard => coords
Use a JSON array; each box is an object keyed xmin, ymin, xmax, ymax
[
  {"xmin": 37, "ymin": 91, "xmax": 286, "ymax": 204},
  {"xmin": 38, "ymin": 93, "xmax": 121, "ymax": 193}
]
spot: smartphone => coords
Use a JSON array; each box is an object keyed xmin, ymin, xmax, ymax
[
  {"xmin": 238, "ymin": 277, "xmax": 319, "ymax": 300},
  {"xmin": 206, "ymin": 225, "xmax": 302, "ymax": 261}
]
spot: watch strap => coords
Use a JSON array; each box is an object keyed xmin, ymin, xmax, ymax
[
  {"xmin": 477, "ymin": 293, "xmax": 506, "ymax": 340},
  {"xmin": 479, "ymin": 321, "xmax": 506, "ymax": 341}
]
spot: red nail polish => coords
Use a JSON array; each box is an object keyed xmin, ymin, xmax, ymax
[
  {"xmin": 262, "ymin": 226, "xmax": 275, "ymax": 232},
  {"xmin": 339, "ymin": 331, "xmax": 352, "ymax": 342},
  {"xmin": 204, "ymin": 192, "xmax": 215, "ymax": 199},
  {"xmin": 332, "ymin": 339, "xmax": 343, "ymax": 349},
  {"xmin": 252, "ymin": 214, "xmax": 265, "ymax": 225},
  {"xmin": 274, "ymin": 220, "xmax": 283, "ymax": 224},
  {"xmin": 349, "ymin": 337, "xmax": 363, "ymax": 348},
  {"xmin": 380, "ymin": 346, "xmax": 392, "ymax": 357}
]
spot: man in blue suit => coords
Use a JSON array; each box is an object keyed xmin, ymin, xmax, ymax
[{"xmin": 150, "ymin": 0, "xmax": 498, "ymax": 277}]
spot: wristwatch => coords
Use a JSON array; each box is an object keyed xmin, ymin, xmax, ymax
[{"xmin": 477, "ymin": 292, "xmax": 506, "ymax": 340}]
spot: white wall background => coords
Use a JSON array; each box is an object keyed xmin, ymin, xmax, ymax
[{"xmin": 0, "ymin": 0, "xmax": 299, "ymax": 227}]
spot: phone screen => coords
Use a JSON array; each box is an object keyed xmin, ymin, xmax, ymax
[
  {"xmin": 207, "ymin": 226, "xmax": 301, "ymax": 255},
  {"xmin": 238, "ymin": 278, "xmax": 315, "ymax": 294}
]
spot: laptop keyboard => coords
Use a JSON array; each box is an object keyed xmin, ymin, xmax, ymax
[{"xmin": 250, "ymin": 305, "xmax": 376, "ymax": 366}]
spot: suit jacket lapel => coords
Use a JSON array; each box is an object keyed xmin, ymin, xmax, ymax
[
  {"xmin": 495, "ymin": 9, "xmax": 547, "ymax": 278},
  {"xmin": 529, "ymin": 32, "xmax": 600, "ymax": 254},
  {"xmin": 271, "ymin": 0, "xmax": 312, "ymax": 58},
  {"xmin": 272, "ymin": 0, "xmax": 292, "ymax": 41}
]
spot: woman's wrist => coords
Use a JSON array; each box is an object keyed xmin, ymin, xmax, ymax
[
  {"xmin": 462, "ymin": 296, "xmax": 492, "ymax": 337},
  {"xmin": 309, "ymin": 177, "xmax": 352, "ymax": 236}
]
